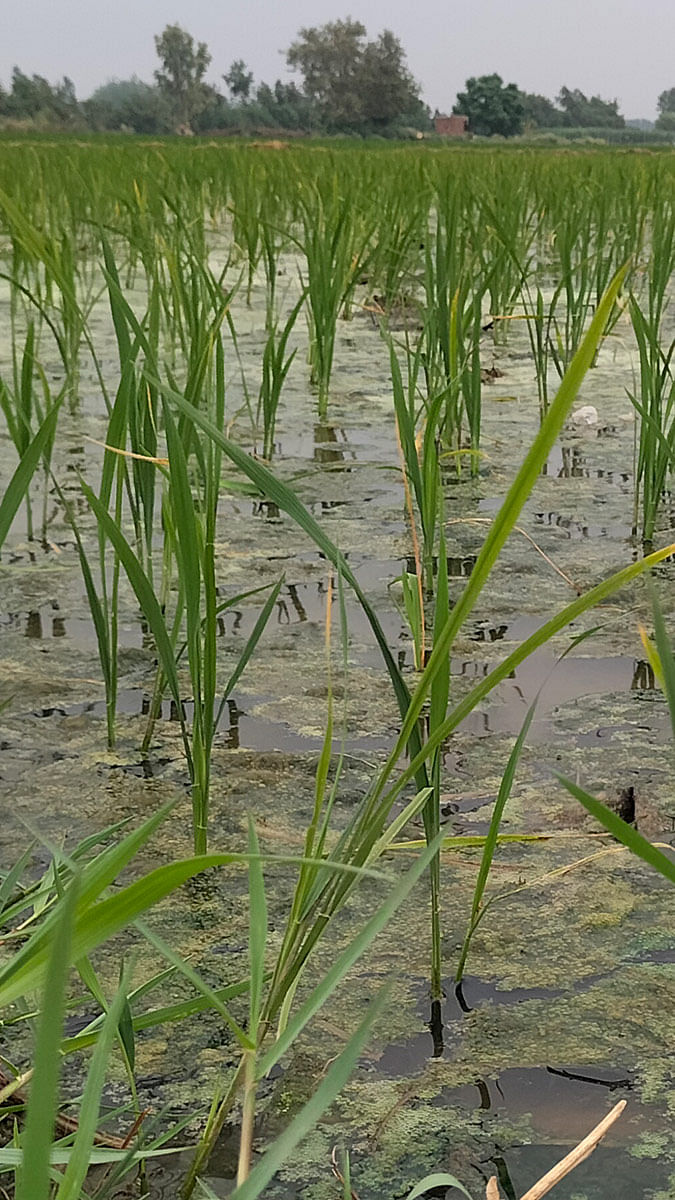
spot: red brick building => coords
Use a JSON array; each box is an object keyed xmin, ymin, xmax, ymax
[{"xmin": 434, "ymin": 114, "xmax": 469, "ymax": 137}]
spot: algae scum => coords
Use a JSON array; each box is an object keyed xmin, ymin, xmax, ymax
[{"xmin": 1, "ymin": 143, "xmax": 675, "ymax": 1198}]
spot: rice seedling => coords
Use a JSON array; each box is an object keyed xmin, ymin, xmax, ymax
[
  {"xmin": 83, "ymin": 438, "xmax": 281, "ymax": 850},
  {"xmin": 0, "ymin": 782, "xmax": 444, "ymax": 1197},
  {"xmin": 298, "ymin": 181, "xmax": 371, "ymax": 417},
  {"xmin": 0, "ymin": 186, "xmax": 97, "ymax": 412},
  {"xmin": 257, "ymin": 290, "xmax": 305, "ymax": 460},
  {"xmin": 629, "ymin": 302, "xmax": 675, "ymax": 547},
  {"xmin": 389, "ymin": 331, "xmax": 443, "ymax": 594},
  {"xmin": 163, "ymin": 264, "xmax": 675, "ymax": 1039},
  {"xmin": 3, "ymin": 137, "xmax": 675, "ymax": 1200},
  {"xmin": 628, "ymin": 205, "xmax": 675, "ymax": 544},
  {"xmin": 0, "ymin": 366, "xmax": 61, "ymax": 550},
  {"xmin": 454, "ymin": 699, "xmax": 536, "ymax": 985},
  {"xmin": 366, "ymin": 179, "xmax": 428, "ymax": 313},
  {"xmin": 229, "ymin": 166, "xmax": 265, "ymax": 306}
]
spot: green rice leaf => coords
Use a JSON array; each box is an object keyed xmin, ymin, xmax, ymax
[
  {"xmin": 230, "ymin": 988, "xmax": 390, "ymax": 1200},
  {"xmin": 247, "ymin": 820, "xmax": 267, "ymax": 1034},
  {"xmin": 405, "ymin": 1174, "xmax": 474, "ymax": 1200},
  {"xmin": 15, "ymin": 877, "xmax": 78, "ymax": 1200},
  {"xmin": 54, "ymin": 975, "xmax": 131, "ymax": 1200},
  {"xmin": 557, "ymin": 777, "xmax": 675, "ymax": 885},
  {"xmin": 0, "ymin": 402, "xmax": 61, "ymax": 550},
  {"xmin": 258, "ymin": 833, "xmax": 443, "ymax": 1075}
]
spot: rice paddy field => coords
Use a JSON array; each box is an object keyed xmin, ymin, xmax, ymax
[{"xmin": 1, "ymin": 139, "xmax": 675, "ymax": 1200}]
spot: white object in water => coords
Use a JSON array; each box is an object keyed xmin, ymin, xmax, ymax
[{"xmin": 570, "ymin": 405, "xmax": 599, "ymax": 427}]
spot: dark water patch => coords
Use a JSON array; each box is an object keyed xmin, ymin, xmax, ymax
[
  {"xmin": 478, "ymin": 495, "xmax": 503, "ymax": 514},
  {"xmin": 456, "ymin": 652, "xmax": 664, "ymax": 743},
  {"xmin": 0, "ymin": 537, "xmax": 76, "ymax": 564},
  {"xmin": 0, "ymin": 605, "xmax": 144, "ymax": 649},
  {"xmin": 405, "ymin": 554, "xmax": 478, "ymax": 578},
  {"xmin": 629, "ymin": 946, "xmax": 675, "ymax": 965},
  {"xmin": 375, "ymin": 976, "xmax": 566, "ymax": 1077},
  {"xmin": 213, "ymin": 571, "xmax": 408, "ymax": 659},
  {"xmin": 545, "ymin": 443, "xmax": 633, "ymax": 487},
  {"xmin": 12, "ymin": 594, "xmax": 668, "ymax": 752},
  {"xmin": 467, "ymin": 615, "xmax": 544, "ymax": 644},
  {"xmin": 533, "ymin": 510, "xmax": 632, "ymax": 541},
  {"xmin": 274, "ymin": 422, "xmax": 396, "ymax": 467},
  {"xmin": 29, "ymin": 688, "xmax": 392, "ymax": 755},
  {"xmin": 429, "ymin": 1065, "xmax": 634, "ymax": 1132},
  {"xmin": 483, "ymin": 1144, "xmax": 672, "ymax": 1200}
]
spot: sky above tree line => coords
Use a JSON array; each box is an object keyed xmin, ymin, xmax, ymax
[{"xmin": 1, "ymin": 0, "xmax": 672, "ymax": 120}]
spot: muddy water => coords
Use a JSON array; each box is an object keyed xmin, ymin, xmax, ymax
[{"xmin": 1, "ymin": 250, "xmax": 674, "ymax": 1198}]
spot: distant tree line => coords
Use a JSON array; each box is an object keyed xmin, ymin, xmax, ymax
[
  {"xmin": 0, "ymin": 21, "xmax": 429, "ymax": 137},
  {"xmin": 452, "ymin": 76, "xmax": 627, "ymax": 137},
  {"xmin": 0, "ymin": 22, "xmax": 673, "ymax": 140}
]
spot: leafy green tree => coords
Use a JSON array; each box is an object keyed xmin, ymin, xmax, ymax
[
  {"xmin": 520, "ymin": 91, "xmax": 565, "ymax": 129},
  {"xmin": 154, "ymin": 23, "xmax": 211, "ymax": 130},
  {"xmin": 255, "ymin": 80, "xmax": 319, "ymax": 130},
  {"xmin": 287, "ymin": 18, "xmax": 367, "ymax": 130},
  {"xmin": 656, "ymin": 88, "xmax": 675, "ymax": 131},
  {"xmin": 359, "ymin": 30, "xmax": 428, "ymax": 129},
  {"xmin": 85, "ymin": 78, "xmax": 171, "ymax": 133},
  {"xmin": 192, "ymin": 87, "xmax": 235, "ymax": 132},
  {"xmin": 557, "ymin": 87, "xmax": 624, "ymax": 128},
  {"xmin": 453, "ymin": 74, "xmax": 524, "ymax": 137},
  {"xmin": 224, "ymin": 60, "xmax": 254, "ymax": 101},
  {"xmin": 1, "ymin": 68, "xmax": 81, "ymax": 125},
  {"xmin": 656, "ymin": 110, "xmax": 675, "ymax": 134},
  {"xmin": 287, "ymin": 19, "xmax": 426, "ymax": 133}
]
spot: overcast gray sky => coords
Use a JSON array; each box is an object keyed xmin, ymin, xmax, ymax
[{"xmin": 1, "ymin": 0, "xmax": 672, "ymax": 119}]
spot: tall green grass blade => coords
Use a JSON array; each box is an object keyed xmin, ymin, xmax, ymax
[
  {"xmin": 0, "ymin": 1146, "xmax": 185, "ymax": 1170},
  {"xmin": 247, "ymin": 820, "xmax": 267, "ymax": 1035},
  {"xmin": 216, "ymin": 578, "xmax": 283, "ymax": 726},
  {"xmin": 650, "ymin": 592, "xmax": 675, "ymax": 739},
  {"xmin": 81, "ymin": 480, "xmax": 185, "ymax": 724},
  {"xmin": 62, "ymin": 976, "xmax": 253, "ymax": 1055},
  {"xmin": 258, "ymin": 833, "xmax": 442, "ymax": 1075},
  {"xmin": 455, "ymin": 699, "xmax": 536, "ymax": 983},
  {"xmin": 375, "ymin": 265, "xmax": 628, "ymax": 783},
  {"xmin": 378, "ymin": 540, "xmax": 675, "ymax": 806},
  {"xmin": 15, "ymin": 877, "xmax": 78, "ymax": 1200},
  {"xmin": 0, "ymin": 402, "xmax": 61, "ymax": 549},
  {"xmin": 156, "ymin": 377, "xmax": 427, "ymax": 779},
  {"xmin": 557, "ymin": 777, "xmax": 675, "ymax": 885},
  {"xmin": 0, "ymin": 803, "xmax": 175, "ymax": 1000},
  {"xmin": 0, "ymin": 852, "xmax": 388, "ymax": 1009},
  {"xmin": 229, "ymin": 988, "xmax": 390, "ymax": 1200},
  {"xmin": 54, "ymin": 974, "xmax": 131, "ymax": 1200},
  {"xmin": 0, "ymin": 845, "xmax": 35, "ymax": 914},
  {"xmin": 136, "ymin": 920, "xmax": 252, "ymax": 1049}
]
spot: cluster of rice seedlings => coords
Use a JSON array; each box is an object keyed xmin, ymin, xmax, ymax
[
  {"xmin": 2, "ymin": 138, "xmax": 675, "ymax": 1196},
  {"xmin": 0, "ymin": 187, "xmax": 98, "ymax": 413},
  {"xmin": 166, "ymin": 267, "xmax": 675, "ymax": 1046},
  {"xmin": 629, "ymin": 202, "xmax": 675, "ymax": 545},
  {"xmin": 297, "ymin": 179, "xmax": 371, "ymax": 417},
  {"xmin": 0, "ymin": 324, "xmax": 58, "ymax": 542},
  {"xmin": 256, "ymin": 291, "xmax": 304, "ymax": 460},
  {"xmin": 365, "ymin": 170, "xmax": 429, "ymax": 312},
  {"xmin": 0, "ymin": 757, "xmax": 442, "ymax": 1197}
]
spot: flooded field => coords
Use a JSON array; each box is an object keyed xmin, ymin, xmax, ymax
[{"xmin": 0, "ymin": 141, "xmax": 674, "ymax": 1199}]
